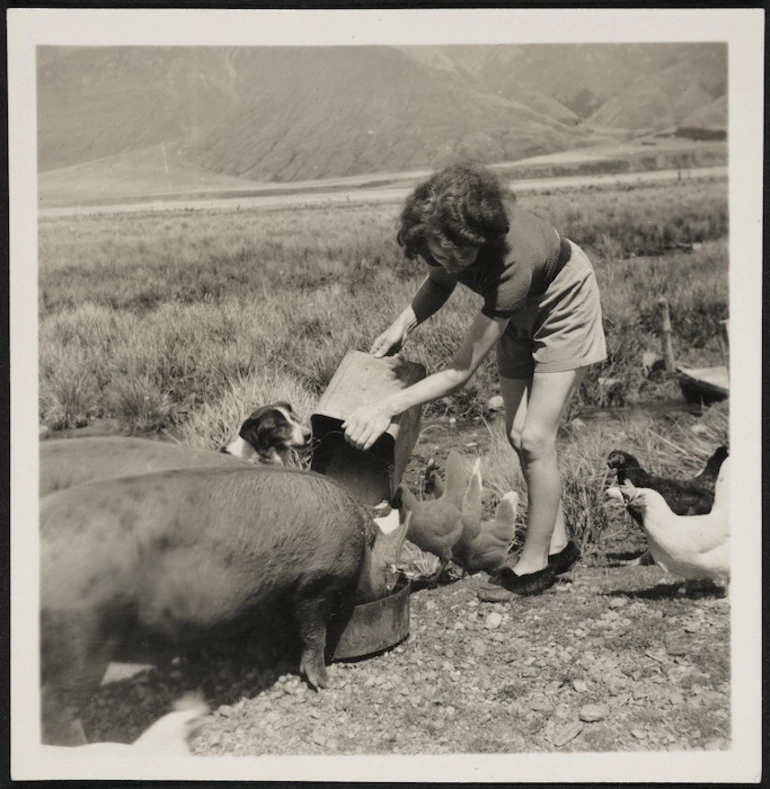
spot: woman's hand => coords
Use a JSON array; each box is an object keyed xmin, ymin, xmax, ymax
[
  {"xmin": 369, "ymin": 318, "xmax": 410, "ymax": 358},
  {"xmin": 342, "ymin": 403, "xmax": 393, "ymax": 451}
]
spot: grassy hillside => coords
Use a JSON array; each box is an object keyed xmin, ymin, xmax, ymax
[
  {"xmin": 475, "ymin": 43, "xmax": 726, "ymax": 122},
  {"xmin": 677, "ymin": 96, "xmax": 728, "ymax": 137},
  {"xmin": 37, "ymin": 44, "xmax": 726, "ymax": 185},
  {"xmin": 187, "ymin": 47, "xmax": 587, "ymax": 182},
  {"xmin": 37, "ymin": 47, "xmax": 237, "ymax": 172}
]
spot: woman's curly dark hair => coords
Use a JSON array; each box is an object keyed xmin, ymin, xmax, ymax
[{"xmin": 397, "ymin": 163, "xmax": 514, "ymax": 259}]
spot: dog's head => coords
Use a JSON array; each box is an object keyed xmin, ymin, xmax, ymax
[{"xmin": 221, "ymin": 401, "xmax": 311, "ymax": 465}]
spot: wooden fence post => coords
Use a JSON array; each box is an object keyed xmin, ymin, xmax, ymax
[
  {"xmin": 658, "ymin": 298, "xmax": 676, "ymax": 372},
  {"xmin": 718, "ymin": 319, "xmax": 730, "ymax": 377}
]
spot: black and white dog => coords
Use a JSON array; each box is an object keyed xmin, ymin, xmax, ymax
[
  {"xmin": 221, "ymin": 401, "xmax": 312, "ymax": 466},
  {"xmin": 40, "ymin": 402, "xmax": 313, "ymax": 496}
]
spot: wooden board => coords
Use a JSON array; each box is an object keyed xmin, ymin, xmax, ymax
[
  {"xmin": 676, "ymin": 364, "xmax": 729, "ymax": 400},
  {"xmin": 311, "ymin": 350, "xmax": 427, "ymax": 505}
]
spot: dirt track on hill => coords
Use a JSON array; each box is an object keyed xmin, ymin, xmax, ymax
[{"xmin": 38, "ymin": 166, "xmax": 727, "ymax": 219}]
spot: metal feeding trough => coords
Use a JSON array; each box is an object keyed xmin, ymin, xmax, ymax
[
  {"xmin": 313, "ymin": 350, "xmax": 425, "ymax": 660},
  {"xmin": 311, "ymin": 350, "xmax": 426, "ymax": 506},
  {"xmin": 328, "ymin": 573, "xmax": 411, "ymax": 660}
]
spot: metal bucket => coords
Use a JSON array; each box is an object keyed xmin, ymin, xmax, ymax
[
  {"xmin": 329, "ymin": 574, "xmax": 410, "ymax": 660},
  {"xmin": 311, "ymin": 350, "xmax": 426, "ymax": 505}
]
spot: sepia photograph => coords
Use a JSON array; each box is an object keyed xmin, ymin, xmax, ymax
[{"xmin": 9, "ymin": 7, "xmax": 763, "ymax": 783}]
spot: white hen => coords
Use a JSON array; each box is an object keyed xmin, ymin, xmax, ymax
[{"xmin": 607, "ymin": 457, "xmax": 730, "ymax": 585}]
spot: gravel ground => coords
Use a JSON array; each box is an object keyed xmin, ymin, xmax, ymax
[
  {"xmin": 80, "ymin": 560, "xmax": 730, "ymax": 756},
  {"xmin": 60, "ymin": 415, "xmax": 731, "ymax": 756}
]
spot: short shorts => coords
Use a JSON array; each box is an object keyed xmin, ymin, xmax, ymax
[{"xmin": 496, "ymin": 240, "xmax": 607, "ymax": 379}]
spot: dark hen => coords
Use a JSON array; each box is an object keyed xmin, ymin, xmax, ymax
[
  {"xmin": 606, "ymin": 445, "xmax": 728, "ymax": 517},
  {"xmin": 694, "ymin": 445, "xmax": 729, "ymax": 484},
  {"xmin": 607, "ymin": 445, "xmax": 729, "ymax": 566},
  {"xmin": 606, "ymin": 456, "xmax": 730, "ymax": 585}
]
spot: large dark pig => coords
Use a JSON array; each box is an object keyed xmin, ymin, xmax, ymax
[
  {"xmin": 39, "ymin": 436, "xmax": 251, "ymax": 496},
  {"xmin": 40, "ymin": 465, "xmax": 379, "ymax": 744}
]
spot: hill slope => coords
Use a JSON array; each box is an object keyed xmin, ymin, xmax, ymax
[
  {"xmin": 37, "ymin": 47, "xmax": 238, "ymax": 172},
  {"xmin": 675, "ymin": 95, "xmax": 727, "ymax": 139},
  {"xmin": 186, "ymin": 47, "xmax": 587, "ymax": 182},
  {"xmin": 457, "ymin": 42, "xmax": 726, "ymax": 126},
  {"xmin": 37, "ymin": 43, "xmax": 727, "ymax": 186}
]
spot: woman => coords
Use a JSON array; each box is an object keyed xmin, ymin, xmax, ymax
[{"xmin": 343, "ymin": 163, "xmax": 606, "ymax": 597}]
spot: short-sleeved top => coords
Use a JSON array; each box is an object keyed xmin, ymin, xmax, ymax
[{"xmin": 420, "ymin": 207, "xmax": 569, "ymax": 319}]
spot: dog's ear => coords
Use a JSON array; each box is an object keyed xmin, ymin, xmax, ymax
[
  {"xmin": 239, "ymin": 414, "xmax": 268, "ymax": 452},
  {"xmin": 274, "ymin": 400, "xmax": 293, "ymax": 415},
  {"xmin": 256, "ymin": 414, "xmax": 280, "ymax": 451}
]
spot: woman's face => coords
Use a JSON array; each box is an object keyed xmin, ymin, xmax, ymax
[{"xmin": 425, "ymin": 235, "xmax": 479, "ymax": 275}]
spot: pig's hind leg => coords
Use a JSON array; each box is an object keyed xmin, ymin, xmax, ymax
[
  {"xmin": 292, "ymin": 576, "xmax": 354, "ymax": 689},
  {"xmin": 40, "ymin": 604, "xmax": 130, "ymax": 744},
  {"xmin": 294, "ymin": 594, "xmax": 332, "ymax": 689}
]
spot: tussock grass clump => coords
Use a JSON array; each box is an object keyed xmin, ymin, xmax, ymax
[
  {"xmin": 178, "ymin": 370, "xmax": 317, "ymax": 455},
  {"xmin": 103, "ymin": 370, "xmax": 174, "ymax": 435},
  {"xmin": 526, "ymin": 181, "xmax": 728, "ymax": 258},
  {"xmin": 39, "ymin": 365, "xmax": 101, "ymax": 431}
]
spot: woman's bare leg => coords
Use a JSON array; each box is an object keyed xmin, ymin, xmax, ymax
[{"xmin": 500, "ymin": 367, "xmax": 588, "ymax": 575}]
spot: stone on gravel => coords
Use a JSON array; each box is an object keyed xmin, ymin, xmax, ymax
[
  {"xmin": 552, "ymin": 720, "xmax": 584, "ymax": 747},
  {"xmin": 485, "ymin": 612, "xmax": 503, "ymax": 630},
  {"xmin": 530, "ymin": 697, "xmax": 553, "ymax": 713},
  {"xmin": 471, "ymin": 639, "xmax": 487, "ymax": 657},
  {"xmin": 572, "ymin": 679, "xmax": 588, "ymax": 693},
  {"xmin": 609, "ymin": 598, "xmax": 627, "ymax": 609},
  {"xmin": 579, "ymin": 704, "xmax": 608, "ymax": 722},
  {"xmin": 684, "ymin": 622, "xmax": 701, "ymax": 633},
  {"xmin": 665, "ymin": 637, "xmax": 689, "ymax": 656}
]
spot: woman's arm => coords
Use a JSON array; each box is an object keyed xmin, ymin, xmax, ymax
[
  {"xmin": 371, "ymin": 268, "xmax": 457, "ymax": 357},
  {"xmin": 411, "ymin": 268, "xmax": 458, "ymax": 323},
  {"xmin": 345, "ymin": 311, "xmax": 511, "ymax": 450}
]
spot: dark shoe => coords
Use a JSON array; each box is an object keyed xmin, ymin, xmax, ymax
[
  {"xmin": 477, "ymin": 585, "xmax": 518, "ymax": 603},
  {"xmin": 485, "ymin": 565, "xmax": 556, "ymax": 597},
  {"xmin": 548, "ymin": 539, "xmax": 581, "ymax": 575}
]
